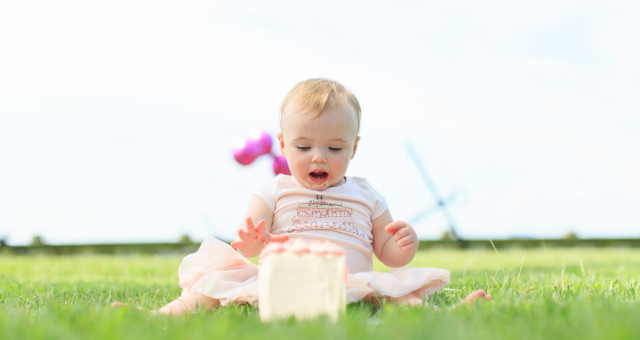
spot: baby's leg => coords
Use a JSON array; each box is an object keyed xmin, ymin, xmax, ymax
[
  {"xmin": 393, "ymin": 293, "xmax": 424, "ymax": 306},
  {"xmin": 157, "ymin": 292, "xmax": 220, "ymax": 316}
]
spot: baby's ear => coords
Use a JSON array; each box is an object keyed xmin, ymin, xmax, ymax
[
  {"xmin": 351, "ymin": 136, "xmax": 361, "ymax": 159},
  {"xmin": 277, "ymin": 132, "xmax": 286, "ymax": 156}
]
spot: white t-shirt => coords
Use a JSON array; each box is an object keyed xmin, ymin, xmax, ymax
[{"xmin": 254, "ymin": 174, "xmax": 388, "ymax": 273}]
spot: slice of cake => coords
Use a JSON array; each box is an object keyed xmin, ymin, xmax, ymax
[{"xmin": 258, "ymin": 239, "xmax": 347, "ymax": 322}]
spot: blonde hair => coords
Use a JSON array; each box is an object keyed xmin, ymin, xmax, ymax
[{"xmin": 280, "ymin": 78, "xmax": 361, "ymax": 133}]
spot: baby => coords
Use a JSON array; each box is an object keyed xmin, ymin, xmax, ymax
[{"xmin": 155, "ymin": 78, "xmax": 490, "ymax": 315}]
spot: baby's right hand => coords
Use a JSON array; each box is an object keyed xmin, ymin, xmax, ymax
[{"xmin": 230, "ymin": 218, "xmax": 288, "ymax": 257}]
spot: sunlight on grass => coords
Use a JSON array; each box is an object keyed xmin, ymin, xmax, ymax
[{"xmin": 1, "ymin": 247, "xmax": 639, "ymax": 340}]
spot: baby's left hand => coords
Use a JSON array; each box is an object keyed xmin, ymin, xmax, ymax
[{"xmin": 384, "ymin": 221, "xmax": 418, "ymax": 253}]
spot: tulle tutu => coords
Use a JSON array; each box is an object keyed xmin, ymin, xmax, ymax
[{"xmin": 177, "ymin": 237, "xmax": 450, "ymax": 306}]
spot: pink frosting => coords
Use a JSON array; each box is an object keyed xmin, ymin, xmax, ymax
[{"xmin": 260, "ymin": 239, "xmax": 346, "ymax": 259}]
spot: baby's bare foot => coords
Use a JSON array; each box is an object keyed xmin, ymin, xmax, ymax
[
  {"xmin": 460, "ymin": 289, "xmax": 493, "ymax": 304},
  {"xmin": 111, "ymin": 301, "xmax": 128, "ymax": 309},
  {"xmin": 157, "ymin": 299, "xmax": 188, "ymax": 316}
]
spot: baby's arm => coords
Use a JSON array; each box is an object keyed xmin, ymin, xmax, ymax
[
  {"xmin": 230, "ymin": 195, "xmax": 288, "ymax": 257},
  {"xmin": 371, "ymin": 210, "xmax": 418, "ymax": 267}
]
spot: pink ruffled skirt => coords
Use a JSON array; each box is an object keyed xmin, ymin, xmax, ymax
[{"xmin": 177, "ymin": 237, "xmax": 450, "ymax": 306}]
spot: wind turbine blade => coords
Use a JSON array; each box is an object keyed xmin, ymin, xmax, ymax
[
  {"xmin": 408, "ymin": 205, "xmax": 440, "ymax": 225},
  {"xmin": 405, "ymin": 142, "xmax": 446, "ymax": 206},
  {"xmin": 408, "ymin": 193, "xmax": 458, "ymax": 225},
  {"xmin": 405, "ymin": 142, "xmax": 461, "ymax": 241}
]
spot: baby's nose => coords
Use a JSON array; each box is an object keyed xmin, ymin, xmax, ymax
[{"xmin": 311, "ymin": 150, "xmax": 328, "ymax": 163}]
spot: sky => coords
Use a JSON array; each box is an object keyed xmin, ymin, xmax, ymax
[{"xmin": 1, "ymin": 0, "xmax": 639, "ymax": 245}]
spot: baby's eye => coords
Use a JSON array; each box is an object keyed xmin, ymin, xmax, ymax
[
  {"xmin": 297, "ymin": 146, "xmax": 311, "ymax": 151},
  {"xmin": 328, "ymin": 147, "xmax": 343, "ymax": 152}
]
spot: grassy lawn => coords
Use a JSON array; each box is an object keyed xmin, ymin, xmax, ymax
[{"xmin": 1, "ymin": 246, "xmax": 639, "ymax": 339}]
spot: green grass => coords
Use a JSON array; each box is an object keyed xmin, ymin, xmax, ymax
[{"xmin": 1, "ymin": 247, "xmax": 639, "ymax": 339}]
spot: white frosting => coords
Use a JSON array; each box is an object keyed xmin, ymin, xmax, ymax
[{"xmin": 258, "ymin": 251, "xmax": 346, "ymax": 322}]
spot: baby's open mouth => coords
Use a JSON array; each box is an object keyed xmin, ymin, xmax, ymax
[{"xmin": 309, "ymin": 170, "xmax": 329, "ymax": 182}]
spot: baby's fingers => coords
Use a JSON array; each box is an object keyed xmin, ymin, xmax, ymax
[
  {"xmin": 254, "ymin": 219, "xmax": 266, "ymax": 234},
  {"xmin": 237, "ymin": 229, "xmax": 249, "ymax": 239},
  {"xmin": 245, "ymin": 218, "xmax": 266, "ymax": 233},
  {"xmin": 395, "ymin": 234, "xmax": 418, "ymax": 249},
  {"xmin": 245, "ymin": 217, "xmax": 257, "ymax": 230},
  {"xmin": 384, "ymin": 221, "xmax": 407, "ymax": 235}
]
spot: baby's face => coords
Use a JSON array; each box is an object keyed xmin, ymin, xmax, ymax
[{"xmin": 278, "ymin": 104, "xmax": 360, "ymax": 191}]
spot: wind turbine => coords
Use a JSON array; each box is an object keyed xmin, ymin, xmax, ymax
[{"xmin": 405, "ymin": 142, "xmax": 462, "ymax": 242}]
